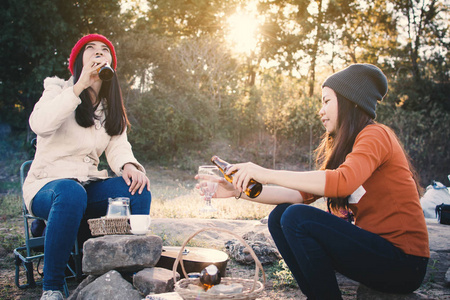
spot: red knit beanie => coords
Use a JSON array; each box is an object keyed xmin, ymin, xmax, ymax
[{"xmin": 68, "ymin": 34, "xmax": 117, "ymax": 75}]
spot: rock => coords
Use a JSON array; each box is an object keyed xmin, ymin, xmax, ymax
[
  {"xmin": 82, "ymin": 234, "xmax": 162, "ymax": 275},
  {"xmin": 67, "ymin": 275, "xmax": 97, "ymax": 300},
  {"xmin": 76, "ymin": 270, "xmax": 141, "ymax": 300},
  {"xmin": 133, "ymin": 267, "xmax": 180, "ymax": 296},
  {"xmin": 260, "ymin": 216, "xmax": 269, "ymax": 224},
  {"xmin": 356, "ymin": 284, "xmax": 431, "ymax": 299},
  {"xmin": 242, "ymin": 231, "xmax": 266, "ymax": 242},
  {"xmin": 445, "ymin": 267, "xmax": 450, "ymax": 286},
  {"xmin": 225, "ymin": 231, "xmax": 281, "ymax": 265},
  {"xmin": 151, "ymin": 218, "xmax": 270, "ymax": 248},
  {"xmin": 426, "ymin": 219, "xmax": 450, "ymax": 251}
]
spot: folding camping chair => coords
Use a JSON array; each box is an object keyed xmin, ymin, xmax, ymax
[{"xmin": 14, "ymin": 159, "xmax": 83, "ymax": 297}]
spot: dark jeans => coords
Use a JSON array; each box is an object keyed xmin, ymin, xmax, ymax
[
  {"xmin": 268, "ymin": 204, "xmax": 428, "ymax": 300},
  {"xmin": 31, "ymin": 177, "xmax": 151, "ymax": 291}
]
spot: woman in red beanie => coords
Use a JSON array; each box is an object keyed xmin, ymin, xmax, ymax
[
  {"xmin": 23, "ymin": 34, "xmax": 151, "ymax": 300},
  {"xmin": 198, "ymin": 64, "xmax": 429, "ymax": 299}
]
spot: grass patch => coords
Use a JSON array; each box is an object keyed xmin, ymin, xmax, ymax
[
  {"xmin": 0, "ymin": 193, "xmax": 23, "ymax": 219},
  {"xmin": 0, "ymin": 217, "xmax": 25, "ymax": 268},
  {"xmin": 267, "ymin": 259, "xmax": 298, "ymax": 289},
  {"xmin": 0, "ymin": 181, "xmax": 20, "ymax": 192}
]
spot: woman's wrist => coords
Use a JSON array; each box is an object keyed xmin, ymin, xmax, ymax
[
  {"xmin": 73, "ymin": 81, "xmax": 88, "ymax": 97},
  {"xmin": 123, "ymin": 163, "xmax": 138, "ymax": 172}
]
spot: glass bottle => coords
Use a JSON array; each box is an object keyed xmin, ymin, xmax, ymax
[
  {"xmin": 200, "ymin": 264, "xmax": 221, "ymax": 290},
  {"xmin": 98, "ymin": 62, "xmax": 114, "ymax": 81},
  {"xmin": 211, "ymin": 155, "xmax": 262, "ymax": 198}
]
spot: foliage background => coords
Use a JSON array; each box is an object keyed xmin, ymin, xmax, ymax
[{"xmin": 0, "ymin": 0, "xmax": 449, "ymax": 186}]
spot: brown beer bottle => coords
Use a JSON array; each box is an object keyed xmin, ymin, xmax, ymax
[
  {"xmin": 211, "ymin": 155, "xmax": 262, "ymax": 198},
  {"xmin": 200, "ymin": 264, "xmax": 221, "ymax": 291},
  {"xmin": 95, "ymin": 56, "xmax": 114, "ymax": 81},
  {"xmin": 98, "ymin": 62, "xmax": 114, "ymax": 81}
]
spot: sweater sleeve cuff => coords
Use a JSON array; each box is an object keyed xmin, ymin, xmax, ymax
[
  {"xmin": 300, "ymin": 191, "xmax": 321, "ymax": 204},
  {"xmin": 119, "ymin": 162, "xmax": 146, "ymax": 175},
  {"xmin": 324, "ymin": 169, "xmax": 339, "ymax": 197}
]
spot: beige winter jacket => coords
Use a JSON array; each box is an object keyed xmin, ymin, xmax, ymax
[{"xmin": 23, "ymin": 76, "xmax": 144, "ymax": 214}]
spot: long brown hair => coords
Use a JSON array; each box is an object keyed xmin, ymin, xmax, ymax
[{"xmin": 72, "ymin": 47, "xmax": 129, "ymax": 136}]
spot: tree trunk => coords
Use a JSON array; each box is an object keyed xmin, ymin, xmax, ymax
[
  {"xmin": 272, "ymin": 131, "xmax": 277, "ymax": 169},
  {"xmin": 309, "ymin": 124, "xmax": 313, "ymax": 170},
  {"xmin": 308, "ymin": 0, "xmax": 324, "ymax": 97}
]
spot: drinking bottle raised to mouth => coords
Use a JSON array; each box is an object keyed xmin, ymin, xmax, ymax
[{"xmin": 96, "ymin": 56, "xmax": 114, "ymax": 81}]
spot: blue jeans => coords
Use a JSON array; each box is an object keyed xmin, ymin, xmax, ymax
[
  {"xmin": 268, "ymin": 204, "xmax": 428, "ymax": 300},
  {"xmin": 31, "ymin": 177, "xmax": 151, "ymax": 291}
]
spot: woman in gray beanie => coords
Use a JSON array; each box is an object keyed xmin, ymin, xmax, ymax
[{"xmin": 198, "ymin": 64, "xmax": 429, "ymax": 299}]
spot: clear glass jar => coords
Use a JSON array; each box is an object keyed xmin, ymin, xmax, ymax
[{"xmin": 106, "ymin": 197, "xmax": 130, "ymax": 218}]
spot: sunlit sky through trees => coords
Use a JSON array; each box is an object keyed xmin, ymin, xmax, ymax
[
  {"xmin": 225, "ymin": 1, "xmax": 262, "ymax": 55},
  {"xmin": 119, "ymin": 0, "xmax": 448, "ymax": 82}
]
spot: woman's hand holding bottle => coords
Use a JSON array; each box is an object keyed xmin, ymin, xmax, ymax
[
  {"xmin": 73, "ymin": 56, "xmax": 108, "ymax": 96},
  {"xmin": 195, "ymin": 156, "xmax": 267, "ymax": 199},
  {"xmin": 226, "ymin": 162, "xmax": 268, "ymax": 194},
  {"xmin": 211, "ymin": 156, "xmax": 263, "ymax": 198}
]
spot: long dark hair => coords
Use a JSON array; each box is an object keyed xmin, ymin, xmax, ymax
[
  {"xmin": 72, "ymin": 47, "xmax": 129, "ymax": 136},
  {"xmin": 315, "ymin": 92, "xmax": 374, "ymax": 213},
  {"xmin": 315, "ymin": 92, "xmax": 422, "ymax": 214}
]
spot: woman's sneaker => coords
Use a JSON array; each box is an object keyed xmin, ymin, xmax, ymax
[{"xmin": 40, "ymin": 290, "xmax": 64, "ymax": 300}]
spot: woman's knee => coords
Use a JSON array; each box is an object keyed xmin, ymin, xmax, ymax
[
  {"xmin": 51, "ymin": 180, "xmax": 87, "ymax": 213},
  {"xmin": 33, "ymin": 179, "xmax": 87, "ymax": 220},
  {"xmin": 268, "ymin": 203, "xmax": 292, "ymax": 232},
  {"xmin": 279, "ymin": 204, "xmax": 317, "ymax": 228}
]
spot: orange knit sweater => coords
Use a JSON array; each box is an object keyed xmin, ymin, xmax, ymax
[{"xmin": 302, "ymin": 124, "xmax": 429, "ymax": 258}]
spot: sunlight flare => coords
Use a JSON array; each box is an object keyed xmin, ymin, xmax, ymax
[{"xmin": 226, "ymin": 4, "xmax": 264, "ymax": 54}]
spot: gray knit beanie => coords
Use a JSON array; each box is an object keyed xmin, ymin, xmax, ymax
[{"xmin": 322, "ymin": 64, "xmax": 388, "ymax": 119}]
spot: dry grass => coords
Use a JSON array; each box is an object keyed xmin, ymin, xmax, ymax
[
  {"xmin": 150, "ymin": 191, "xmax": 276, "ymax": 220},
  {"xmin": 147, "ymin": 164, "xmax": 276, "ymax": 220}
]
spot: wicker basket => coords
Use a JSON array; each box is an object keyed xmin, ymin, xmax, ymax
[
  {"xmin": 173, "ymin": 227, "xmax": 266, "ymax": 300},
  {"xmin": 87, "ymin": 217, "xmax": 131, "ymax": 236}
]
